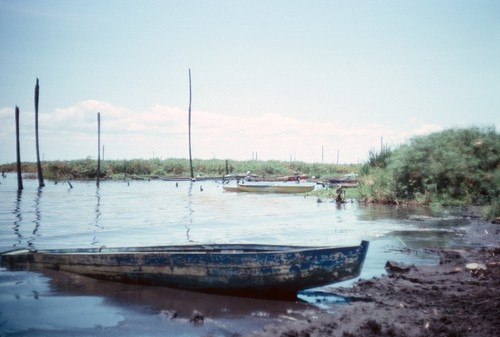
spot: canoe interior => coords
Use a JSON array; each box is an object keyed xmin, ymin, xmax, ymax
[{"xmin": 2, "ymin": 243, "xmax": 325, "ymax": 255}]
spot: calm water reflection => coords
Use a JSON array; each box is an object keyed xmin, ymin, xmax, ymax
[
  {"xmin": 1, "ymin": 173, "xmax": 470, "ymax": 274},
  {"xmin": 0, "ymin": 173, "xmax": 473, "ymax": 336}
]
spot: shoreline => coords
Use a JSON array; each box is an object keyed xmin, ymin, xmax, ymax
[{"xmin": 252, "ymin": 220, "xmax": 499, "ymax": 337}]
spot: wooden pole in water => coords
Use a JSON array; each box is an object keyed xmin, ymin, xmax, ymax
[
  {"xmin": 97, "ymin": 112, "xmax": 101, "ymax": 188},
  {"xmin": 34, "ymin": 78, "xmax": 45, "ymax": 188},
  {"xmin": 188, "ymin": 69, "xmax": 194, "ymax": 179},
  {"xmin": 15, "ymin": 106, "xmax": 23, "ymax": 191}
]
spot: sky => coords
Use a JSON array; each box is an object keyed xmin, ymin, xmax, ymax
[{"xmin": 0, "ymin": 0, "xmax": 499, "ymax": 165}]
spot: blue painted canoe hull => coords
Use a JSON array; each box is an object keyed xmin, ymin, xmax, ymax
[{"xmin": 1, "ymin": 241, "xmax": 369, "ymax": 300}]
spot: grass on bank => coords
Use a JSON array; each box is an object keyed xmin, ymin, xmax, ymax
[{"xmin": 0, "ymin": 158, "xmax": 358, "ymax": 181}]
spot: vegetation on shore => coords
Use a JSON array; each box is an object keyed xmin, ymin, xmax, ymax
[
  {"xmin": 359, "ymin": 127, "xmax": 499, "ymax": 220},
  {"xmin": 0, "ymin": 158, "xmax": 357, "ymax": 182},
  {"xmin": 1, "ymin": 126, "xmax": 498, "ymax": 219}
]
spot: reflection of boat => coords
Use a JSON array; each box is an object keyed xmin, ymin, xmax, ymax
[
  {"xmin": 223, "ymin": 181, "xmax": 316, "ymax": 193},
  {"xmin": 36, "ymin": 269, "xmax": 315, "ymax": 318},
  {"xmin": 1, "ymin": 241, "xmax": 369, "ymax": 300}
]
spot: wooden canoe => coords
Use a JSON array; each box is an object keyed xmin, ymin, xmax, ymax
[
  {"xmin": 1, "ymin": 241, "xmax": 369, "ymax": 300},
  {"xmin": 224, "ymin": 181, "xmax": 316, "ymax": 193}
]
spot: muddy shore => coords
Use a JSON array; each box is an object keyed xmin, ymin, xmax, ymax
[{"xmin": 252, "ymin": 219, "xmax": 499, "ymax": 337}]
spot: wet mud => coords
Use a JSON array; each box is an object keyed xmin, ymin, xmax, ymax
[{"xmin": 252, "ymin": 220, "xmax": 500, "ymax": 337}]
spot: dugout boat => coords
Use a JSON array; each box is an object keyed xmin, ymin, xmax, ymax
[{"xmin": 1, "ymin": 241, "xmax": 369, "ymax": 300}]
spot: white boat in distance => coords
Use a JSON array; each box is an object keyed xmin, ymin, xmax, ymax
[{"xmin": 223, "ymin": 181, "xmax": 316, "ymax": 193}]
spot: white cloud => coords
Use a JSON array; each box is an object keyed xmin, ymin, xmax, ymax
[{"xmin": 0, "ymin": 101, "xmax": 446, "ymax": 164}]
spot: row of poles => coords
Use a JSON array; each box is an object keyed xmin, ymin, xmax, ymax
[
  {"xmin": 15, "ymin": 79, "xmax": 44, "ymax": 191},
  {"xmin": 14, "ymin": 79, "xmax": 103, "ymax": 190},
  {"xmin": 14, "ymin": 70, "xmax": 194, "ymax": 191}
]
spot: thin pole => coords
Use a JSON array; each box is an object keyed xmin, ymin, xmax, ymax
[
  {"xmin": 188, "ymin": 69, "xmax": 194, "ymax": 179},
  {"xmin": 34, "ymin": 78, "xmax": 44, "ymax": 188},
  {"xmin": 97, "ymin": 112, "xmax": 101, "ymax": 187},
  {"xmin": 15, "ymin": 106, "xmax": 23, "ymax": 191}
]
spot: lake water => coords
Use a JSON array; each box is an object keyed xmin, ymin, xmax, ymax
[{"xmin": 0, "ymin": 174, "xmax": 472, "ymax": 336}]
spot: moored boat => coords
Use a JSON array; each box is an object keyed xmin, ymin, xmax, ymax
[
  {"xmin": 224, "ymin": 181, "xmax": 316, "ymax": 193},
  {"xmin": 221, "ymin": 185, "xmax": 240, "ymax": 192},
  {"xmin": 326, "ymin": 173, "xmax": 359, "ymax": 188},
  {"xmin": 1, "ymin": 241, "xmax": 369, "ymax": 300}
]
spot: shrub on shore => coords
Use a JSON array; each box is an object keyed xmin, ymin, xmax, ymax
[{"xmin": 359, "ymin": 127, "xmax": 499, "ymax": 219}]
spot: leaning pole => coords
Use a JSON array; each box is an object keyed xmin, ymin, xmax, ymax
[
  {"xmin": 15, "ymin": 106, "xmax": 23, "ymax": 191},
  {"xmin": 188, "ymin": 69, "xmax": 194, "ymax": 180},
  {"xmin": 34, "ymin": 78, "xmax": 45, "ymax": 188}
]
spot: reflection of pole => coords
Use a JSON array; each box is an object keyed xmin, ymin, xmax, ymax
[
  {"xmin": 15, "ymin": 106, "xmax": 23, "ymax": 191},
  {"xmin": 188, "ymin": 69, "xmax": 194, "ymax": 179},
  {"xmin": 92, "ymin": 188, "xmax": 102, "ymax": 245},
  {"xmin": 185, "ymin": 181, "xmax": 194, "ymax": 241},
  {"xmin": 97, "ymin": 112, "xmax": 101, "ymax": 188},
  {"xmin": 13, "ymin": 191, "xmax": 23, "ymax": 246},
  {"xmin": 34, "ymin": 78, "xmax": 45, "ymax": 188},
  {"xmin": 28, "ymin": 188, "xmax": 42, "ymax": 250}
]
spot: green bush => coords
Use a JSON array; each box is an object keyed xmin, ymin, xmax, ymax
[
  {"xmin": 360, "ymin": 127, "xmax": 500, "ymax": 212},
  {"xmin": 361, "ymin": 145, "xmax": 393, "ymax": 174}
]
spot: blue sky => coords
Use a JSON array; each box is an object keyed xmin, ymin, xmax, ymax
[{"xmin": 1, "ymin": 0, "xmax": 499, "ymax": 164}]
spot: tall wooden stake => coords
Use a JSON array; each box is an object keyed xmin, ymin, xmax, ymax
[
  {"xmin": 34, "ymin": 78, "xmax": 44, "ymax": 188},
  {"xmin": 15, "ymin": 106, "xmax": 23, "ymax": 191},
  {"xmin": 97, "ymin": 112, "xmax": 101, "ymax": 187},
  {"xmin": 188, "ymin": 69, "xmax": 194, "ymax": 179}
]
